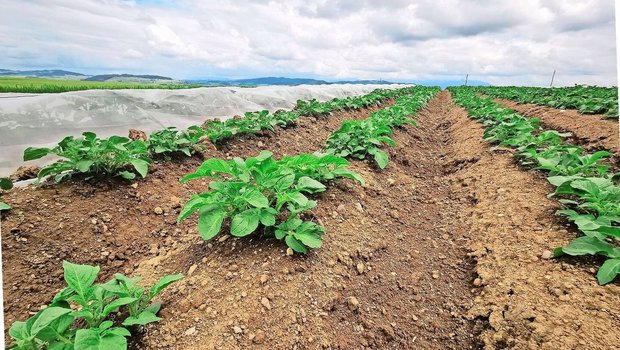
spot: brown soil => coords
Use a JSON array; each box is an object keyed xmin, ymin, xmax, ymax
[
  {"xmin": 1, "ymin": 101, "xmax": 390, "ymax": 339},
  {"xmin": 448, "ymin": 96, "xmax": 620, "ymax": 349},
  {"xmin": 493, "ymin": 98, "xmax": 619, "ymax": 155},
  {"xmin": 4, "ymin": 91, "xmax": 620, "ymax": 349}
]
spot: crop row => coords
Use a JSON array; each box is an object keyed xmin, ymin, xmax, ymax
[
  {"xmin": 450, "ymin": 86, "xmax": 620, "ymax": 285},
  {"xmin": 178, "ymin": 86, "xmax": 440, "ymax": 254},
  {"xmin": 474, "ymin": 85, "xmax": 619, "ymax": 119},
  {"xmin": 20, "ymin": 87, "xmax": 414, "ymax": 184},
  {"xmin": 325, "ymin": 86, "xmax": 439, "ymax": 168}
]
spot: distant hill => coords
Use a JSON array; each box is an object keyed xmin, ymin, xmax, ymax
[
  {"xmin": 0, "ymin": 69, "xmax": 86, "ymax": 77},
  {"xmin": 187, "ymin": 76, "xmax": 397, "ymax": 86},
  {"xmin": 413, "ymin": 79, "xmax": 490, "ymax": 88},
  {"xmin": 84, "ymin": 74, "xmax": 173, "ymax": 82}
]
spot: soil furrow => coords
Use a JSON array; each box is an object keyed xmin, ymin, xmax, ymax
[
  {"xmin": 129, "ymin": 90, "xmax": 483, "ymax": 349},
  {"xmin": 450, "ymin": 93, "xmax": 620, "ymax": 349},
  {"xmin": 1, "ymin": 100, "xmax": 393, "ymax": 340},
  {"xmin": 492, "ymin": 98, "xmax": 619, "ymax": 155}
]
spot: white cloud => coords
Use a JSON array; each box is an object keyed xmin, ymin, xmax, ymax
[{"xmin": 0, "ymin": 0, "xmax": 616, "ymax": 85}]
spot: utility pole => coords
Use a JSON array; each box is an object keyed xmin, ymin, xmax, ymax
[
  {"xmin": 550, "ymin": 69, "xmax": 556, "ymax": 87},
  {"xmin": 464, "ymin": 74, "xmax": 469, "ymax": 86}
]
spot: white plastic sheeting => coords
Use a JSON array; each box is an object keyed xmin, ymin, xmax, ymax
[{"xmin": 0, "ymin": 84, "xmax": 407, "ymax": 176}]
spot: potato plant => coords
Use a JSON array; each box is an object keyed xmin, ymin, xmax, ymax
[
  {"xmin": 177, "ymin": 151, "xmax": 363, "ymax": 253},
  {"xmin": 24, "ymin": 132, "xmax": 152, "ymax": 183},
  {"xmin": 325, "ymin": 119, "xmax": 395, "ymax": 169},
  {"xmin": 295, "ymin": 99, "xmax": 332, "ymax": 117},
  {"xmin": 148, "ymin": 126, "xmax": 206, "ymax": 156},
  {"xmin": 8, "ymin": 261, "xmax": 183, "ymax": 350},
  {"xmin": 450, "ymin": 86, "xmax": 620, "ymax": 284}
]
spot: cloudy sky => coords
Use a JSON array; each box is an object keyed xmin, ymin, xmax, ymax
[{"xmin": 0, "ymin": 0, "xmax": 617, "ymax": 86}]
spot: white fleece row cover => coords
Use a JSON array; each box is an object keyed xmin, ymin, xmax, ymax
[{"xmin": 0, "ymin": 84, "xmax": 408, "ymax": 177}]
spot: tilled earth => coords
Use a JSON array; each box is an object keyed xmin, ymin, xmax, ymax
[{"xmin": 2, "ymin": 91, "xmax": 620, "ymax": 349}]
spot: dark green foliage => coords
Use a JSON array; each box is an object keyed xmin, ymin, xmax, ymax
[
  {"xmin": 177, "ymin": 151, "xmax": 363, "ymax": 253},
  {"xmin": 8, "ymin": 261, "xmax": 183, "ymax": 350}
]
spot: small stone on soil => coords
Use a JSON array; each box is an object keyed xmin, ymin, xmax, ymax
[
  {"xmin": 253, "ymin": 330, "xmax": 266, "ymax": 344},
  {"xmin": 184, "ymin": 327, "xmax": 196, "ymax": 336},
  {"xmin": 541, "ymin": 250, "xmax": 552, "ymax": 259},
  {"xmin": 261, "ymin": 297, "xmax": 272, "ymax": 310},
  {"xmin": 154, "ymin": 207, "xmax": 163, "ymax": 215},
  {"xmin": 347, "ymin": 296, "xmax": 360, "ymax": 311},
  {"xmin": 356, "ymin": 262, "xmax": 365, "ymax": 274},
  {"xmin": 355, "ymin": 202, "xmax": 364, "ymax": 213}
]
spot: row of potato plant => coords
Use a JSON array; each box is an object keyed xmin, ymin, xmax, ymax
[
  {"xmin": 449, "ymin": 86, "xmax": 620, "ymax": 285},
  {"xmin": 177, "ymin": 86, "xmax": 437, "ymax": 253},
  {"xmin": 325, "ymin": 86, "xmax": 440, "ymax": 168},
  {"xmin": 203, "ymin": 88, "xmax": 414, "ymax": 143},
  {"xmin": 20, "ymin": 88, "xmax": 412, "ymax": 185},
  {"xmin": 8, "ymin": 261, "xmax": 183, "ymax": 350},
  {"xmin": 473, "ymin": 85, "xmax": 619, "ymax": 119}
]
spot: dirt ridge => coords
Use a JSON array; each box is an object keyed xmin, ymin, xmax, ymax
[{"xmin": 450, "ymin": 93, "xmax": 620, "ymax": 349}]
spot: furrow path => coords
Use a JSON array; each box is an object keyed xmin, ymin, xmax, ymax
[{"xmin": 130, "ymin": 91, "xmax": 485, "ymax": 349}]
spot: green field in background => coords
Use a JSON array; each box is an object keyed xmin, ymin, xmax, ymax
[{"xmin": 0, "ymin": 77, "xmax": 202, "ymax": 93}]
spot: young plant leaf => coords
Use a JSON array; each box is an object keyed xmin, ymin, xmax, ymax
[
  {"xmin": 0, "ymin": 202, "xmax": 10, "ymax": 211},
  {"xmin": 285, "ymin": 235, "xmax": 308, "ymax": 253},
  {"xmin": 23, "ymin": 147, "xmax": 51, "ymax": 161},
  {"xmin": 597, "ymin": 258, "xmax": 620, "ymax": 285},
  {"xmin": 231, "ymin": 210, "xmax": 260, "ymax": 237},
  {"xmin": 374, "ymin": 149, "xmax": 389, "ymax": 169},
  {"xmin": 122, "ymin": 310, "xmax": 162, "ymax": 326},
  {"xmin": 63, "ymin": 261, "xmax": 100, "ymax": 299},
  {"xmin": 0, "ymin": 177, "xmax": 13, "ymax": 190},
  {"xmin": 149, "ymin": 274, "xmax": 185, "ymax": 299},
  {"xmin": 130, "ymin": 159, "xmax": 149, "ymax": 178},
  {"xmin": 198, "ymin": 208, "xmax": 225, "ymax": 240},
  {"xmin": 30, "ymin": 307, "xmax": 72, "ymax": 337}
]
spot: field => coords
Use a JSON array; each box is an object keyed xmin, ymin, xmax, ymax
[
  {"xmin": 0, "ymin": 77, "xmax": 201, "ymax": 93},
  {"xmin": 1, "ymin": 85, "xmax": 619, "ymax": 349}
]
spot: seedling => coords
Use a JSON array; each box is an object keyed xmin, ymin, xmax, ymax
[
  {"xmin": 148, "ymin": 126, "xmax": 205, "ymax": 156},
  {"xmin": 23, "ymin": 132, "xmax": 151, "ymax": 182},
  {"xmin": 8, "ymin": 261, "xmax": 183, "ymax": 350},
  {"xmin": 178, "ymin": 151, "xmax": 363, "ymax": 252}
]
